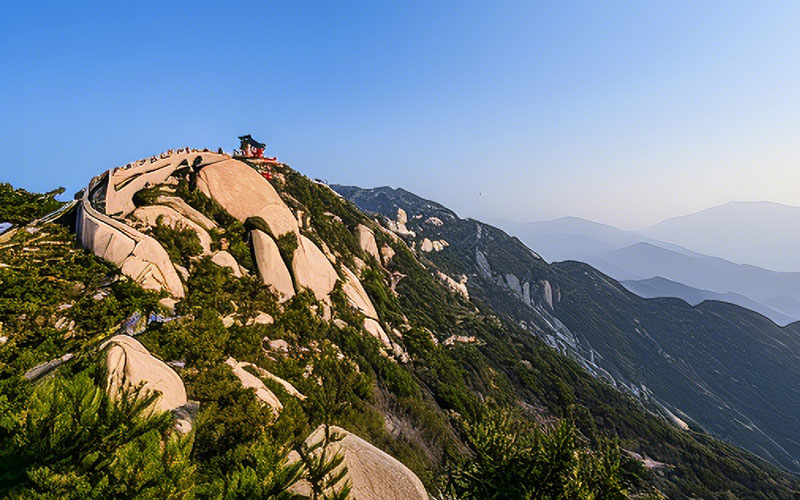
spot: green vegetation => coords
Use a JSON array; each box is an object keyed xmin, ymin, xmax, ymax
[
  {"xmin": 444, "ymin": 406, "xmax": 630, "ymax": 500},
  {"xmin": 275, "ymin": 233, "xmax": 299, "ymax": 265},
  {"xmin": 149, "ymin": 215, "xmax": 203, "ymax": 269},
  {"xmin": 0, "ymin": 183, "xmax": 64, "ymax": 225},
  {"xmin": 2, "ymin": 174, "xmax": 799, "ymax": 500},
  {"xmin": 0, "ymin": 372, "xmax": 194, "ymax": 499},
  {"xmin": 0, "ymin": 223, "xmax": 161, "ymax": 390},
  {"xmin": 0, "ymin": 367, "xmax": 352, "ymax": 499},
  {"xmin": 333, "ymin": 184, "xmax": 800, "ymax": 498}
]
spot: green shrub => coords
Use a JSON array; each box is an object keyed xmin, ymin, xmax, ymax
[
  {"xmin": 444, "ymin": 405, "xmax": 630, "ymax": 500},
  {"xmin": 0, "ymin": 372, "xmax": 194, "ymax": 499},
  {"xmin": 0, "ymin": 183, "xmax": 64, "ymax": 225},
  {"xmin": 149, "ymin": 215, "xmax": 203, "ymax": 269}
]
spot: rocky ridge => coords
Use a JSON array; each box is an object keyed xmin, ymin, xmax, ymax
[
  {"xmin": 72, "ymin": 150, "xmax": 424, "ymax": 498},
  {"xmin": 333, "ymin": 183, "xmax": 800, "ymax": 477}
]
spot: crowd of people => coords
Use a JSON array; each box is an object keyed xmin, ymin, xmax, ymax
[{"xmin": 119, "ymin": 147, "xmax": 227, "ymax": 171}]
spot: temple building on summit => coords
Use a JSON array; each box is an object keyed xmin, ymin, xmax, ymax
[{"xmin": 237, "ymin": 135, "xmax": 266, "ymax": 158}]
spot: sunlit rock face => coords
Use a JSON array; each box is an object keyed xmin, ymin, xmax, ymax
[
  {"xmin": 292, "ymin": 234, "xmax": 338, "ymax": 301},
  {"xmin": 196, "ymin": 159, "xmax": 298, "ymax": 237},
  {"xmin": 357, "ymin": 223, "xmax": 380, "ymax": 261},
  {"xmin": 102, "ymin": 334, "xmax": 194, "ymax": 432},
  {"xmin": 288, "ymin": 425, "xmax": 429, "ymax": 500},
  {"xmin": 251, "ymin": 229, "xmax": 295, "ymax": 302}
]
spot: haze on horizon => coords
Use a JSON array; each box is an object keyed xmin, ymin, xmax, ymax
[{"xmin": 2, "ymin": 1, "xmax": 799, "ymax": 230}]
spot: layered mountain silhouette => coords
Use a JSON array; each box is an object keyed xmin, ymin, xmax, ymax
[
  {"xmin": 642, "ymin": 200, "xmax": 800, "ymax": 272},
  {"xmin": 621, "ymin": 276, "xmax": 795, "ymax": 326},
  {"xmin": 335, "ymin": 184, "xmax": 800, "ymax": 474},
  {"xmin": 500, "ymin": 209, "xmax": 800, "ymax": 325}
]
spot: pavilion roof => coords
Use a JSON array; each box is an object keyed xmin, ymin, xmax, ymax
[{"xmin": 238, "ymin": 135, "xmax": 266, "ymax": 149}]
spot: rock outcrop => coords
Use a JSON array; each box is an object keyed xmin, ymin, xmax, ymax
[
  {"xmin": 357, "ymin": 224, "xmax": 380, "ymax": 261},
  {"xmin": 133, "ymin": 205, "xmax": 213, "ymax": 255},
  {"xmin": 78, "ymin": 197, "xmax": 185, "ymax": 297},
  {"xmin": 106, "ymin": 152, "xmax": 224, "ymax": 217},
  {"xmin": 251, "ymin": 229, "xmax": 295, "ymax": 302},
  {"xmin": 437, "ymin": 271, "xmax": 469, "ymax": 299},
  {"xmin": 225, "ymin": 357, "xmax": 283, "ymax": 416},
  {"xmin": 196, "ymin": 159, "xmax": 298, "ymax": 237},
  {"xmin": 541, "ymin": 279, "xmax": 554, "ymax": 309},
  {"xmin": 234, "ymin": 359, "xmax": 306, "ymax": 401},
  {"xmin": 380, "ymin": 245, "xmax": 395, "ymax": 266},
  {"xmin": 77, "ymin": 157, "xmax": 215, "ymax": 298},
  {"xmin": 363, "ymin": 318, "xmax": 392, "ymax": 348},
  {"xmin": 156, "ymin": 195, "xmax": 217, "ymax": 231},
  {"xmin": 102, "ymin": 335, "xmax": 192, "ymax": 431},
  {"xmin": 247, "ymin": 311, "xmax": 274, "ymax": 325},
  {"xmin": 425, "ymin": 216, "xmax": 443, "ymax": 226},
  {"xmin": 210, "ymin": 250, "xmax": 244, "ymax": 278},
  {"xmin": 292, "ymin": 234, "xmax": 338, "ymax": 301},
  {"xmin": 341, "ymin": 266, "xmax": 378, "ymax": 319},
  {"xmin": 386, "ymin": 208, "xmax": 415, "ymax": 237},
  {"xmin": 420, "ymin": 238, "xmax": 448, "ymax": 253},
  {"xmin": 289, "ymin": 425, "xmax": 428, "ymax": 500}
]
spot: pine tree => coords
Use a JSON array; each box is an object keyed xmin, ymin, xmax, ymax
[
  {"xmin": 444, "ymin": 405, "xmax": 629, "ymax": 500},
  {"xmin": 0, "ymin": 373, "xmax": 194, "ymax": 499}
]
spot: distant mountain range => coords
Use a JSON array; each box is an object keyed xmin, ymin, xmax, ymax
[
  {"xmin": 335, "ymin": 184, "xmax": 800, "ymax": 476},
  {"xmin": 642, "ymin": 201, "xmax": 800, "ymax": 272},
  {"xmin": 499, "ymin": 204, "xmax": 800, "ymax": 326},
  {"xmin": 621, "ymin": 276, "xmax": 795, "ymax": 326}
]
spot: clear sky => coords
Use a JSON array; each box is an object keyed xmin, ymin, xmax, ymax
[{"xmin": 2, "ymin": 1, "xmax": 799, "ymax": 229}]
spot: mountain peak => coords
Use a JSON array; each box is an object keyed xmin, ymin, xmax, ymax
[{"xmin": 642, "ymin": 199, "xmax": 800, "ymax": 272}]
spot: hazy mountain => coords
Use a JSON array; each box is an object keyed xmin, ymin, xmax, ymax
[
  {"xmin": 763, "ymin": 296, "xmax": 800, "ymax": 321},
  {"xmin": 598, "ymin": 243, "xmax": 800, "ymax": 316},
  {"xmin": 621, "ymin": 276, "xmax": 795, "ymax": 326},
  {"xmin": 503, "ymin": 215, "xmax": 800, "ymax": 324},
  {"xmin": 499, "ymin": 216, "xmax": 676, "ymax": 263},
  {"xmin": 336, "ymin": 184, "xmax": 800, "ymax": 476},
  {"xmin": 641, "ymin": 200, "xmax": 800, "ymax": 272}
]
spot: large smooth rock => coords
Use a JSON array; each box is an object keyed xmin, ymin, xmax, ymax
[
  {"xmin": 133, "ymin": 205, "xmax": 212, "ymax": 255},
  {"xmin": 289, "ymin": 425, "xmax": 428, "ymax": 500},
  {"xmin": 292, "ymin": 235, "xmax": 338, "ymax": 301},
  {"xmin": 211, "ymin": 250, "xmax": 243, "ymax": 278},
  {"xmin": 251, "ymin": 229, "xmax": 295, "ymax": 302},
  {"xmin": 77, "ymin": 152, "xmax": 244, "ymax": 298},
  {"xmin": 80, "ymin": 214, "xmax": 136, "ymax": 265},
  {"xmin": 156, "ymin": 195, "xmax": 217, "ymax": 231},
  {"xmin": 225, "ymin": 357, "xmax": 283, "ymax": 416},
  {"xmin": 121, "ymin": 240, "xmax": 185, "ymax": 297},
  {"xmin": 255, "ymin": 204, "xmax": 299, "ymax": 239},
  {"xmin": 102, "ymin": 335, "xmax": 188, "ymax": 418},
  {"xmin": 106, "ymin": 152, "xmax": 224, "ymax": 216},
  {"xmin": 196, "ymin": 159, "xmax": 298, "ymax": 237},
  {"xmin": 363, "ymin": 318, "xmax": 392, "ymax": 349},
  {"xmin": 78, "ymin": 204, "xmax": 184, "ymax": 298},
  {"xmin": 357, "ymin": 224, "xmax": 380, "ymax": 261},
  {"xmin": 342, "ymin": 266, "xmax": 378, "ymax": 319}
]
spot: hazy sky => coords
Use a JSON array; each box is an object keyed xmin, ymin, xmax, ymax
[{"xmin": 2, "ymin": 1, "xmax": 799, "ymax": 229}]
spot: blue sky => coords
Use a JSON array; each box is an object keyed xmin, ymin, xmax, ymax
[{"xmin": 2, "ymin": 1, "xmax": 799, "ymax": 228}]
